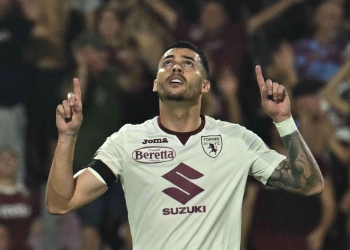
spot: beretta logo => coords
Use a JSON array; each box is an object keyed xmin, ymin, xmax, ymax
[
  {"xmin": 132, "ymin": 146, "xmax": 176, "ymax": 164},
  {"xmin": 201, "ymin": 135, "xmax": 222, "ymax": 158}
]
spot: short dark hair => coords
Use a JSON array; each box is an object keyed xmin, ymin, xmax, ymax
[{"xmin": 163, "ymin": 41, "xmax": 210, "ymax": 78}]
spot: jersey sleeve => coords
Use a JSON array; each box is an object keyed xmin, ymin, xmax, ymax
[
  {"xmin": 93, "ymin": 127, "xmax": 128, "ymax": 181},
  {"xmin": 245, "ymin": 130, "xmax": 286, "ymax": 185}
]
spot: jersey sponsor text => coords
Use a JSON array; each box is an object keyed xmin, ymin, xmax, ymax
[
  {"xmin": 132, "ymin": 146, "xmax": 175, "ymax": 163},
  {"xmin": 162, "ymin": 205, "xmax": 207, "ymax": 215}
]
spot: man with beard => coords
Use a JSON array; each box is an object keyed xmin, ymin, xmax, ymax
[{"xmin": 45, "ymin": 41, "xmax": 324, "ymax": 250}]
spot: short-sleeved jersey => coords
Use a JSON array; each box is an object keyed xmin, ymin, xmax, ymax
[{"xmin": 92, "ymin": 116, "xmax": 286, "ymax": 250}]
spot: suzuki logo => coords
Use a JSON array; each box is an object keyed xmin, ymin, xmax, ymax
[{"xmin": 162, "ymin": 163, "xmax": 204, "ymax": 205}]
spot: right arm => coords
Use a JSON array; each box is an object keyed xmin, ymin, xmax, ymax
[{"xmin": 45, "ymin": 78, "xmax": 108, "ymax": 214}]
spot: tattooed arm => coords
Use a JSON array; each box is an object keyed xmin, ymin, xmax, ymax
[
  {"xmin": 255, "ymin": 66, "xmax": 324, "ymax": 195},
  {"xmin": 267, "ymin": 131, "xmax": 324, "ymax": 195}
]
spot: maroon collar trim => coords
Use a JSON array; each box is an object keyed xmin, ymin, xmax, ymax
[{"xmin": 157, "ymin": 115, "xmax": 205, "ymax": 145}]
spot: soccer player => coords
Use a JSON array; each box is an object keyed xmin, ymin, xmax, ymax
[{"xmin": 46, "ymin": 41, "xmax": 324, "ymax": 250}]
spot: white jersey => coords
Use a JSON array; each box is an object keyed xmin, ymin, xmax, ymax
[{"xmin": 91, "ymin": 116, "xmax": 286, "ymax": 250}]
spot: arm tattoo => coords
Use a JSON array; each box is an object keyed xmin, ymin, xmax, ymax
[{"xmin": 267, "ymin": 131, "xmax": 323, "ymax": 194}]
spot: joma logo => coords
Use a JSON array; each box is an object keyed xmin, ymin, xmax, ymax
[{"xmin": 142, "ymin": 138, "xmax": 168, "ymax": 144}]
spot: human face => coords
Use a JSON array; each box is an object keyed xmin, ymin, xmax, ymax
[
  {"xmin": 153, "ymin": 48, "xmax": 210, "ymax": 102},
  {"xmin": 83, "ymin": 45, "xmax": 108, "ymax": 73},
  {"xmin": 98, "ymin": 10, "xmax": 122, "ymax": 39},
  {"xmin": 315, "ymin": 3, "xmax": 343, "ymax": 38},
  {"xmin": 200, "ymin": 2, "xmax": 226, "ymax": 33},
  {"xmin": 0, "ymin": 149, "xmax": 17, "ymax": 180}
]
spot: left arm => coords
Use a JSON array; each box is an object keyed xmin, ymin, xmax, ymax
[
  {"xmin": 267, "ymin": 131, "xmax": 324, "ymax": 195},
  {"xmin": 256, "ymin": 66, "xmax": 324, "ymax": 195}
]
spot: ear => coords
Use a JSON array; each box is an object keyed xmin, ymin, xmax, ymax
[
  {"xmin": 201, "ymin": 80, "xmax": 210, "ymax": 93},
  {"xmin": 152, "ymin": 79, "xmax": 158, "ymax": 92}
]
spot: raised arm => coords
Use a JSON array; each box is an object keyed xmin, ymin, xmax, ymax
[
  {"xmin": 255, "ymin": 66, "xmax": 324, "ymax": 195},
  {"xmin": 247, "ymin": 0, "xmax": 300, "ymax": 35},
  {"xmin": 142, "ymin": 0, "xmax": 178, "ymax": 29},
  {"xmin": 46, "ymin": 78, "xmax": 108, "ymax": 214},
  {"xmin": 321, "ymin": 59, "xmax": 350, "ymax": 115}
]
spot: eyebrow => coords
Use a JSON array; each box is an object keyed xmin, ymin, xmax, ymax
[{"xmin": 163, "ymin": 55, "xmax": 196, "ymax": 62}]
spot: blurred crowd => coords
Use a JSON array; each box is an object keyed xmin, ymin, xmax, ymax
[{"xmin": 0, "ymin": 0, "xmax": 350, "ymax": 249}]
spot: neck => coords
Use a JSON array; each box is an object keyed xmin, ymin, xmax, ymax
[{"xmin": 158, "ymin": 100, "xmax": 202, "ymax": 132}]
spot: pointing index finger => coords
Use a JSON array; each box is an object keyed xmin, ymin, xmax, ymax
[
  {"xmin": 73, "ymin": 78, "xmax": 81, "ymax": 102},
  {"xmin": 255, "ymin": 65, "xmax": 267, "ymax": 100},
  {"xmin": 255, "ymin": 65, "xmax": 265, "ymax": 89}
]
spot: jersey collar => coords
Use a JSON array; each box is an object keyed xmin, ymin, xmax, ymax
[{"xmin": 157, "ymin": 115, "xmax": 205, "ymax": 145}]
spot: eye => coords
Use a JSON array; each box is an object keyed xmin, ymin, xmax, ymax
[
  {"xmin": 185, "ymin": 61, "xmax": 193, "ymax": 67},
  {"xmin": 164, "ymin": 60, "xmax": 172, "ymax": 66}
]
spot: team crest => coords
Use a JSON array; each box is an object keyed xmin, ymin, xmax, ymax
[{"xmin": 201, "ymin": 135, "xmax": 222, "ymax": 158}]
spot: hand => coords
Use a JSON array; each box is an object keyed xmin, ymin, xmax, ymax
[
  {"xmin": 56, "ymin": 78, "xmax": 83, "ymax": 137},
  {"xmin": 306, "ymin": 229, "xmax": 325, "ymax": 250},
  {"xmin": 256, "ymin": 65, "xmax": 291, "ymax": 122}
]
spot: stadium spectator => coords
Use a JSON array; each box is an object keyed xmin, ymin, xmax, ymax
[
  {"xmin": 0, "ymin": 0, "xmax": 39, "ymax": 183},
  {"xmin": 0, "ymin": 146, "xmax": 41, "ymax": 250},
  {"xmin": 94, "ymin": 3, "xmax": 127, "ymax": 67},
  {"xmin": 293, "ymin": 0, "xmax": 350, "ymax": 82},
  {"xmin": 94, "ymin": 3, "xmax": 160, "ymax": 125},
  {"xmin": 321, "ymin": 59, "xmax": 350, "ymax": 249},
  {"xmin": 24, "ymin": 0, "xmax": 85, "ymax": 187}
]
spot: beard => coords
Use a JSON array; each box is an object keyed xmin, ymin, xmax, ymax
[
  {"xmin": 158, "ymin": 85, "xmax": 203, "ymax": 103},
  {"xmin": 158, "ymin": 91, "xmax": 186, "ymax": 102}
]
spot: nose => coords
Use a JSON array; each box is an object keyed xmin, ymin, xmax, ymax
[{"xmin": 172, "ymin": 64, "xmax": 183, "ymax": 74}]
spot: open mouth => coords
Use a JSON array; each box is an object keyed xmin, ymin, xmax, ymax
[{"xmin": 168, "ymin": 75, "xmax": 185, "ymax": 85}]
